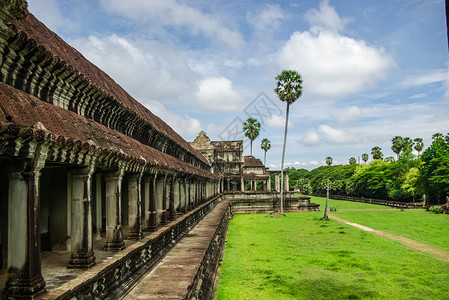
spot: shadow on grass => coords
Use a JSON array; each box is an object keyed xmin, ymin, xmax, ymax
[{"xmin": 257, "ymin": 273, "xmax": 380, "ymax": 299}]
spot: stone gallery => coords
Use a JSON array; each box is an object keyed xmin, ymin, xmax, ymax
[{"xmin": 0, "ymin": 1, "xmax": 317, "ymax": 298}]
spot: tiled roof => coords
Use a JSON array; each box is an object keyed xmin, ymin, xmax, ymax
[{"xmin": 6, "ymin": 12, "xmax": 209, "ymax": 167}]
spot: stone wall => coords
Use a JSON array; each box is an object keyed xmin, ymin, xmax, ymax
[{"xmin": 54, "ymin": 196, "xmax": 222, "ymax": 299}]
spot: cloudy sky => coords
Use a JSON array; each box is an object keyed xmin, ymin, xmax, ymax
[{"xmin": 29, "ymin": 0, "xmax": 449, "ymax": 170}]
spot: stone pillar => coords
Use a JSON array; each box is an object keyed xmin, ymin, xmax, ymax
[
  {"xmin": 156, "ymin": 177, "xmax": 164, "ymax": 224},
  {"xmin": 142, "ymin": 176, "xmax": 151, "ymax": 230},
  {"xmin": 284, "ymin": 172, "xmax": 289, "ymax": 192},
  {"xmin": 148, "ymin": 175, "xmax": 158, "ymax": 231},
  {"xmin": 104, "ymin": 170, "xmax": 125, "ymax": 251},
  {"xmin": 275, "ymin": 173, "xmax": 280, "ymax": 192},
  {"xmin": 127, "ymin": 173, "xmax": 143, "ymax": 239},
  {"xmin": 168, "ymin": 177, "xmax": 176, "ymax": 221},
  {"xmin": 68, "ymin": 167, "xmax": 96, "ymax": 269},
  {"xmin": 241, "ymin": 177, "xmax": 244, "ymax": 192},
  {"xmin": 186, "ymin": 179, "xmax": 192, "ymax": 210},
  {"xmin": 94, "ymin": 173, "xmax": 102, "ymax": 239},
  {"xmin": 267, "ymin": 175, "xmax": 271, "ymax": 192},
  {"xmin": 227, "ymin": 179, "xmax": 230, "ymax": 192},
  {"xmin": 160, "ymin": 176, "xmax": 168, "ymax": 225},
  {"xmin": 4, "ymin": 159, "xmax": 47, "ymax": 298}
]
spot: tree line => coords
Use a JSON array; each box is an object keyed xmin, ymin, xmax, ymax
[{"xmin": 287, "ymin": 133, "xmax": 449, "ymax": 204}]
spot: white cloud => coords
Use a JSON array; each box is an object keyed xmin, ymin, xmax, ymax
[
  {"xmin": 267, "ymin": 115, "xmax": 292, "ymax": 129},
  {"xmin": 196, "ymin": 77, "xmax": 245, "ymax": 111},
  {"xmin": 71, "ymin": 35, "xmax": 196, "ymax": 101},
  {"xmin": 146, "ymin": 101, "xmax": 202, "ymax": 140},
  {"xmin": 304, "ymin": 0, "xmax": 349, "ymax": 34},
  {"xmin": 318, "ymin": 125, "xmax": 362, "ymax": 145},
  {"xmin": 100, "ymin": 0, "xmax": 244, "ymax": 49},
  {"xmin": 302, "ymin": 128, "xmax": 321, "ymax": 147},
  {"xmin": 28, "ymin": 0, "xmax": 76, "ymax": 32},
  {"xmin": 277, "ymin": 1, "xmax": 394, "ymax": 98},
  {"xmin": 331, "ymin": 106, "xmax": 363, "ymax": 124},
  {"xmin": 400, "ymin": 68, "xmax": 447, "ymax": 88},
  {"xmin": 247, "ymin": 4, "xmax": 284, "ymax": 32}
]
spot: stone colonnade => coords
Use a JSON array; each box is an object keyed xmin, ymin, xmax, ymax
[
  {"xmin": 1, "ymin": 140, "xmax": 219, "ymax": 298},
  {"xmin": 273, "ymin": 171, "xmax": 289, "ymax": 192}
]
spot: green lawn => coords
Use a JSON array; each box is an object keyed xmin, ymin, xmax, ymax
[
  {"xmin": 216, "ymin": 211, "xmax": 449, "ymax": 299},
  {"xmin": 310, "ymin": 196, "xmax": 449, "ymax": 252}
]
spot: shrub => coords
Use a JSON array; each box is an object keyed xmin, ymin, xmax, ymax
[{"xmin": 428, "ymin": 206, "xmax": 443, "ymax": 214}]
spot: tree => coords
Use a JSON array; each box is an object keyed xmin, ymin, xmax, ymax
[
  {"xmin": 260, "ymin": 138, "xmax": 271, "ymax": 166},
  {"xmin": 384, "ymin": 156, "xmax": 395, "ymax": 162},
  {"xmin": 349, "ymin": 157, "xmax": 356, "ymax": 165},
  {"xmin": 432, "ymin": 132, "xmax": 443, "ymax": 142},
  {"xmin": 414, "ymin": 138, "xmax": 424, "ymax": 156},
  {"xmin": 242, "ymin": 117, "xmax": 261, "ymax": 156},
  {"xmin": 421, "ymin": 133, "xmax": 449, "ymax": 204},
  {"xmin": 402, "ymin": 137, "xmax": 414, "ymax": 153},
  {"xmin": 362, "ymin": 153, "xmax": 369, "ymax": 164},
  {"xmin": 326, "ymin": 156, "xmax": 333, "ymax": 166},
  {"xmin": 391, "ymin": 136, "xmax": 403, "ymax": 159},
  {"xmin": 371, "ymin": 146, "xmax": 383, "ymax": 160},
  {"xmin": 275, "ymin": 70, "xmax": 302, "ymax": 214}
]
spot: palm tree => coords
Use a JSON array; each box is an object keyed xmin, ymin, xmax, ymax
[
  {"xmin": 260, "ymin": 138, "xmax": 271, "ymax": 166},
  {"xmin": 414, "ymin": 138, "xmax": 423, "ymax": 156},
  {"xmin": 371, "ymin": 146, "xmax": 383, "ymax": 160},
  {"xmin": 349, "ymin": 157, "xmax": 356, "ymax": 165},
  {"xmin": 362, "ymin": 153, "xmax": 369, "ymax": 164},
  {"xmin": 326, "ymin": 156, "xmax": 333, "ymax": 166},
  {"xmin": 432, "ymin": 132, "xmax": 443, "ymax": 143},
  {"xmin": 402, "ymin": 137, "xmax": 414, "ymax": 153},
  {"xmin": 391, "ymin": 136, "xmax": 403, "ymax": 159},
  {"xmin": 274, "ymin": 70, "xmax": 302, "ymax": 214},
  {"xmin": 242, "ymin": 118, "xmax": 261, "ymax": 156},
  {"xmin": 384, "ymin": 156, "xmax": 395, "ymax": 162}
]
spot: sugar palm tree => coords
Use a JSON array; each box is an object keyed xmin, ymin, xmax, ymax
[
  {"xmin": 349, "ymin": 157, "xmax": 356, "ymax": 165},
  {"xmin": 260, "ymin": 138, "xmax": 271, "ymax": 166},
  {"xmin": 362, "ymin": 153, "xmax": 369, "ymax": 164},
  {"xmin": 326, "ymin": 156, "xmax": 333, "ymax": 166},
  {"xmin": 274, "ymin": 70, "xmax": 302, "ymax": 214},
  {"xmin": 371, "ymin": 146, "xmax": 383, "ymax": 160},
  {"xmin": 402, "ymin": 137, "xmax": 414, "ymax": 153},
  {"xmin": 391, "ymin": 136, "xmax": 403, "ymax": 159},
  {"xmin": 242, "ymin": 118, "xmax": 261, "ymax": 156},
  {"xmin": 414, "ymin": 138, "xmax": 423, "ymax": 156}
]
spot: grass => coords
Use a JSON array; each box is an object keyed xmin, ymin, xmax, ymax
[
  {"xmin": 310, "ymin": 196, "xmax": 449, "ymax": 252},
  {"xmin": 216, "ymin": 208, "xmax": 449, "ymax": 299}
]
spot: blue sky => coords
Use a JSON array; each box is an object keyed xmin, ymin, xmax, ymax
[{"xmin": 29, "ymin": 0, "xmax": 449, "ymax": 170}]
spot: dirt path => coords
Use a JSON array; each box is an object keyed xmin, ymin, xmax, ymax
[{"xmin": 329, "ymin": 215, "xmax": 449, "ymax": 263}]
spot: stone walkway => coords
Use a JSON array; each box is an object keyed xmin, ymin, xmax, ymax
[
  {"xmin": 329, "ymin": 215, "xmax": 449, "ymax": 263},
  {"xmin": 122, "ymin": 199, "xmax": 230, "ymax": 299}
]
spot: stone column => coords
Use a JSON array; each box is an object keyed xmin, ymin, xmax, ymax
[
  {"xmin": 68, "ymin": 167, "xmax": 96, "ymax": 269},
  {"xmin": 104, "ymin": 170, "xmax": 125, "ymax": 251},
  {"xmin": 142, "ymin": 176, "xmax": 151, "ymax": 230},
  {"xmin": 267, "ymin": 175, "xmax": 271, "ymax": 192},
  {"xmin": 160, "ymin": 176, "xmax": 168, "ymax": 225},
  {"xmin": 284, "ymin": 172, "xmax": 289, "ymax": 192},
  {"xmin": 94, "ymin": 173, "xmax": 102, "ymax": 239},
  {"xmin": 227, "ymin": 179, "xmax": 230, "ymax": 191},
  {"xmin": 168, "ymin": 177, "xmax": 176, "ymax": 221},
  {"xmin": 241, "ymin": 177, "xmax": 244, "ymax": 192},
  {"xmin": 4, "ymin": 162, "xmax": 47, "ymax": 298},
  {"xmin": 148, "ymin": 175, "xmax": 158, "ymax": 231},
  {"xmin": 127, "ymin": 173, "xmax": 143, "ymax": 239},
  {"xmin": 186, "ymin": 179, "xmax": 192, "ymax": 210},
  {"xmin": 275, "ymin": 173, "xmax": 280, "ymax": 192},
  {"xmin": 156, "ymin": 176, "xmax": 164, "ymax": 224}
]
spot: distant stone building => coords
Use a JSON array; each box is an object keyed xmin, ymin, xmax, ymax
[{"xmin": 190, "ymin": 131, "xmax": 271, "ymax": 192}]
